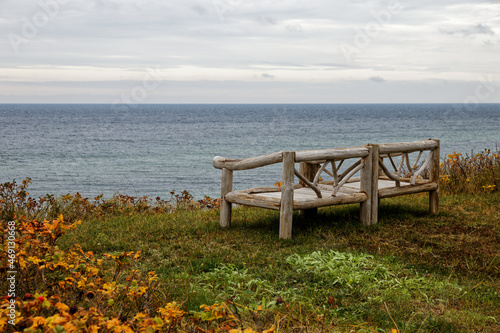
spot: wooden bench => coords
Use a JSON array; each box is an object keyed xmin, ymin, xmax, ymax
[{"xmin": 213, "ymin": 139, "xmax": 440, "ymax": 239}]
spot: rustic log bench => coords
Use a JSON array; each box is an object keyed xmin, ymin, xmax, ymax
[{"xmin": 213, "ymin": 139, "xmax": 440, "ymax": 239}]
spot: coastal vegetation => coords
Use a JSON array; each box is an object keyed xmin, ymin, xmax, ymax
[{"xmin": 1, "ymin": 150, "xmax": 499, "ymax": 332}]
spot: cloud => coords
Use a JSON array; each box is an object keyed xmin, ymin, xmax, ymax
[
  {"xmin": 369, "ymin": 76, "xmax": 385, "ymax": 83},
  {"xmin": 285, "ymin": 23, "xmax": 303, "ymax": 33},
  {"xmin": 191, "ymin": 5, "xmax": 208, "ymax": 15},
  {"xmin": 261, "ymin": 73, "xmax": 275, "ymax": 79},
  {"xmin": 441, "ymin": 23, "xmax": 495, "ymax": 36},
  {"xmin": 469, "ymin": 24, "xmax": 495, "ymax": 35},
  {"xmin": 256, "ymin": 15, "xmax": 277, "ymax": 25},
  {"xmin": 2, "ymin": 79, "xmax": 499, "ymax": 104},
  {"xmin": 0, "ymin": 0, "xmax": 499, "ymax": 102}
]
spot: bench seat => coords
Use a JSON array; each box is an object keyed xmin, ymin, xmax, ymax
[{"xmin": 225, "ymin": 185, "xmax": 369, "ymax": 211}]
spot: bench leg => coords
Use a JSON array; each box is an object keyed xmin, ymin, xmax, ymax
[
  {"xmin": 360, "ymin": 148, "xmax": 372, "ymax": 225},
  {"xmin": 429, "ymin": 141, "xmax": 440, "ymax": 215},
  {"xmin": 280, "ymin": 152, "xmax": 295, "ymax": 239},
  {"xmin": 298, "ymin": 162, "xmax": 319, "ymax": 219},
  {"xmin": 371, "ymin": 146, "xmax": 379, "ymax": 225},
  {"xmin": 220, "ymin": 168, "xmax": 233, "ymax": 228},
  {"xmin": 429, "ymin": 190, "xmax": 439, "ymax": 215},
  {"xmin": 360, "ymin": 202, "xmax": 370, "ymax": 225}
]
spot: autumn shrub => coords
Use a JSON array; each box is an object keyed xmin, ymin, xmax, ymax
[
  {"xmin": 0, "ymin": 181, "xmax": 238, "ymax": 333},
  {"xmin": 440, "ymin": 149, "xmax": 500, "ymax": 194},
  {"xmin": 2, "ymin": 215, "xmax": 153, "ymax": 331},
  {"xmin": 0, "ymin": 179, "xmax": 220, "ymax": 222},
  {"xmin": 0, "ymin": 212, "xmax": 272, "ymax": 332},
  {"xmin": 0, "ymin": 179, "xmax": 39, "ymax": 221}
]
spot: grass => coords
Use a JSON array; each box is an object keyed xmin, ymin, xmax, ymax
[
  {"xmin": 1, "ymin": 149, "xmax": 498, "ymax": 332},
  {"xmin": 55, "ymin": 192, "xmax": 500, "ymax": 332}
]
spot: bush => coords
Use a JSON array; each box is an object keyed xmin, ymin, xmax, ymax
[
  {"xmin": 0, "ymin": 179, "xmax": 220, "ymax": 222},
  {"xmin": 440, "ymin": 149, "xmax": 500, "ymax": 194},
  {"xmin": 0, "ymin": 213, "xmax": 272, "ymax": 332},
  {"xmin": 0, "ymin": 181, "xmax": 239, "ymax": 333}
]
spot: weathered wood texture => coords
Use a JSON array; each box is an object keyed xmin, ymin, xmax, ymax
[
  {"xmin": 294, "ymin": 168, "xmax": 322, "ymax": 198},
  {"xmin": 378, "ymin": 176, "xmax": 432, "ymax": 185},
  {"xmin": 213, "ymin": 146, "xmax": 370, "ymax": 170},
  {"xmin": 213, "ymin": 152, "xmax": 283, "ymax": 170},
  {"xmin": 429, "ymin": 139, "xmax": 440, "ymax": 214},
  {"xmin": 213, "ymin": 139, "xmax": 440, "ymax": 238},
  {"xmin": 359, "ymin": 146, "xmax": 372, "ymax": 225},
  {"xmin": 295, "ymin": 147, "xmax": 369, "ymax": 162},
  {"xmin": 410, "ymin": 151, "xmax": 433, "ymax": 185},
  {"xmin": 293, "ymin": 192, "xmax": 368, "ymax": 210},
  {"xmin": 220, "ymin": 168, "xmax": 233, "ymax": 227},
  {"xmin": 378, "ymin": 139, "xmax": 438, "ymax": 154},
  {"xmin": 378, "ymin": 160, "xmax": 401, "ymax": 186},
  {"xmin": 225, "ymin": 191, "xmax": 281, "ymax": 210},
  {"xmin": 368, "ymin": 144, "xmax": 379, "ymax": 224},
  {"xmin": 333, "ymin": 160, "xmax": 364, "ymax": 196},
  {"xmin": 378, "ymin": 182, "xmax": 438, "ymax": 198},
  {"xmin": 299, "ymin": 162, "xmax": 320, "ymax": 217},
  {"xmin": 375, "ymin": 139, "xmax": 440, "ymax": 218},
  {"xmin": 280, "ymin": 152, "xmax": 295, "ymax": 239},
  {"xmin": 299, "ymin": 162, "xmax": 320, "ymax": 187}
]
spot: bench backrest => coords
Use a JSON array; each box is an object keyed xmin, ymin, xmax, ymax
[{"xmin": 371, "ymin": 139, "xmax": 440, "ymax": 186}]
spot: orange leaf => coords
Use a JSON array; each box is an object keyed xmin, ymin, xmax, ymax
[{"xmin": 55, "ymin": 302, "xmax": 70, "ymax": 313}]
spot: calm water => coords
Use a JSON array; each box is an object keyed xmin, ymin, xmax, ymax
[{"xmin": 1, "ymin": 104, "xmax": 499, "ymax": 199}]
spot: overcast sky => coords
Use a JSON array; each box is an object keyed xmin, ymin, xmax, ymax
[{"xmin": 1, "ymin": 0, "xmax": 499, "ymax": 103}]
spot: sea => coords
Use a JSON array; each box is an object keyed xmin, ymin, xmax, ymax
[{"xmin": 1, "ymin": 104, "xmax": 499, "ymax": 200}]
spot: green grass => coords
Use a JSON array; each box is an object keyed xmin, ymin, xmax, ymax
[{"xmin": 57, "ymin": 192, "xmax": 500, "ymax": 332}]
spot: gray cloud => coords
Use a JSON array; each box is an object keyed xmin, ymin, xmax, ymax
[
  {"xmin": 1, "ymin": 79, "xmax": 498, "ymax": 104},
  {"xmin": 256, "ymin": 15, "xmax": 278, "ymax": 25},
  {"xmin": 441, "ymin": 23, "xmax": 495, "ymax": 36},
  {"xmin": 369, "ymin": 76, "xmax": 385, "ymax": 83},
  {"xmin": 191, "ymin": 5, "xmax": 208, "ymax": 16},
  {"xmin": 286, "ymin": 23, "xmax": 303, "ymax": 33},
  {"xmin": 470, "ymin": 24, "xmax": 495, "ymax": 35}
]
